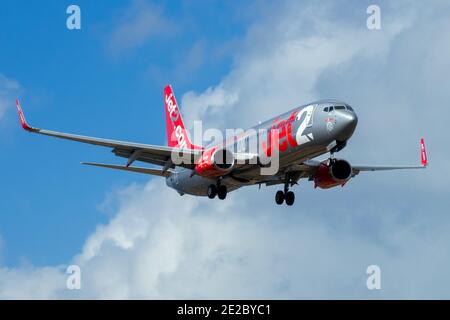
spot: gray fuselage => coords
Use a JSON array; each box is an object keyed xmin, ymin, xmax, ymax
[{"xmin": 166, "ymin": 100, "xmax": 358, "ymax": 196}]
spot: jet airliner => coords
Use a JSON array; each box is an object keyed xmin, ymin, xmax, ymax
[{"xmin": 16, "ymin": 85, "xmax": 428, "ymax": 205}]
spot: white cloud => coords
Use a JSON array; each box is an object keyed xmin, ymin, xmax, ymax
[
  {"xmin": 0, "ymin": 266, "xmax": 66, "ymax": 299},
  {"xmin": 0, "ymin": 74, "xmax": 20, "ymax": 121},
  {"xmin": 2, "ymin": 176, "xmax": 450, "ymax": 299},
  {"xmin": 182, "ymin": 85, "xmax": 239, "ymax": 130},
  {"xmin": 68, "ymin": 180, "xmax": 450, "ymax": 299},
  {"xmin": 2, "ymin": 0, "xmax": 450, "ymax": 299},
  {"xmin": 181, "ymin": 1, "xmax": 410, "ymax": 130},
  {"xmin": 107, "ymin": 0, "xmax": 176, "ymax": 56}
]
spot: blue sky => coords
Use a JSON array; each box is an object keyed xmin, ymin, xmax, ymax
[
  {"xmin": 0, "ymin": 0, "xmax": 250, "ymax": 267},
  {"xmin": 0, "ymin": 0, "xmax": 449, "ymax": 298}
]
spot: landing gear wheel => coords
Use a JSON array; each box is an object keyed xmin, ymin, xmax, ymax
[
  {"xmin": 275, "ymin": 190, "xmax": 285, "ymax": 205},
  {"xmin": 217, "ymin": 185, "xmax": 227, "ymax": 200},
  {"xmin": 285, "ymin": 191, "xmax": 295, "ymax": 206},
  {"xmin": 207, "ymin": 184, "xmax": 217, "ymax": 199}
]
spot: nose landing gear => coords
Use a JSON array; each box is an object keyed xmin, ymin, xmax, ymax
[{"xmin": 330, "ymin": 140, "xmax": 347, "ymax": 155}]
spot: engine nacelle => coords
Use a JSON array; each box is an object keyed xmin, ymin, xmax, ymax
[
  {"xmin": 195, "ymin": 147, "xmax": 235, "ymax": 177},
  {"xmin": 313, "ymin": 159, "xmax": 352, "ymax": 189}
]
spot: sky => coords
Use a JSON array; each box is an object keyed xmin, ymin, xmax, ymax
[{"xmin": 0, "ymin": 0, "xmax": 449, "ymax": 299}]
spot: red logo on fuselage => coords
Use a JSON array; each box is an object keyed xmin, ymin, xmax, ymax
[{"xmin": 262, "ymin": 111, "xmax": 298, "ymax": 157}]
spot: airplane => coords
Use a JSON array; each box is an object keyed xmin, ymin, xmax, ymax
[{"xmin": 15, "ymin": 85, "xmax": 428, "ymax": 206}]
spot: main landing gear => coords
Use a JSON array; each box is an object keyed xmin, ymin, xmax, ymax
[
  {"xmin": 275, "ymin": 175, "xmax": 295, "ymax": 206},
  {"xmin": 207, "ymin": 180, "xmax": 227, "ymax": 200}
]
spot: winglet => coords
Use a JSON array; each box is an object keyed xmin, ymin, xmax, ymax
[
  {"xmin": 15, "ymin": 99, "xmax": 36, "ymax": 132},
  {"xmin": 420, "ymin": 138, "xmax": 428, "ymax": 167}
]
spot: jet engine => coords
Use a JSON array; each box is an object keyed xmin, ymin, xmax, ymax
[
  {"xmin": 313, "ymin": 159, "xmax": 353, "ymax": 189},
  {"xmin": 195, "ymin": 147, "xmax": 235, "ymax": 177}
]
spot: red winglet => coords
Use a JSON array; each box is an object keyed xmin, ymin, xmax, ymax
[
  {"xmin": 420, "ymin": 138, "xmax": 428, "ymax": 167},
  {"xmin": 15, "ymin": 99, "xmax": 34, "ymax": 132}
]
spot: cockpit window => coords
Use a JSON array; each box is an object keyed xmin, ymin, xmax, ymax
[
  {"xmin": 346, "ymin": 105, "xmax": 354, "ymax": 112},
  {"xmin": 329, "ymin": 106, "xmax": 334, "ymax": 111},
  {"xmin": 334, "ymin": 105, "xmax": 346, "ymax": 110},
  {"xmin": 323, "ymin": 107, "xmax": 329, "ymax": 112}
]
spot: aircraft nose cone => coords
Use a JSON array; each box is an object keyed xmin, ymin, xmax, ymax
[{"xmin": 335, "ymin": 110, "xmax": 358, "ymax": 141}]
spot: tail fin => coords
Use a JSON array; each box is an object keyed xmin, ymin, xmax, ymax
[{"xmin": 164, "ymin": 85, "xmax": 202, "ymax": 150}]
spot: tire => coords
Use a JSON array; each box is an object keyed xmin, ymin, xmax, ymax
[
  {"xmin": 217, "ymin": 185, "xmax": 227, "ymax": 200},
  {"xmin": 285, "ymin": 191, "xmax": 295, "ymax": 206},
  {"xmin": 207, "ymin": 184, "xmax": 217, "ymax": 199},
  {"xmin": 275, "ymin": 190, "xmax": 285, "ymax": 205}
]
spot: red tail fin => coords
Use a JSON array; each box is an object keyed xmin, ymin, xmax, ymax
[{"xmin": 164, "ymin": 85, "xmax": 202, "ymax": 150}]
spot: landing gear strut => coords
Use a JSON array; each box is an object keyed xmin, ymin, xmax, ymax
[
  {"xmin": 275, "ymin": 174, "xmax": 295, "ymax": 206},
  {"xmin": 207, "ymin": 179, "xmax": 227, "ymax": 200}
]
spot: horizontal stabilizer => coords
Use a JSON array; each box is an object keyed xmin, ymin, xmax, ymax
[{"xmin": 81, "ymin": 162, "xmax": 172, "ymax": 177}]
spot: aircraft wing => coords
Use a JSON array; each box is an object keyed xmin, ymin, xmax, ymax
[
  {"xmin": 352, "ymin": 139, "xmax": 428, "ymax": 175},
  {"xmin": 15, "ymin": 100, "xmax": 201, "ymax": 169},
  {"xmin": 287, "ymin": 139, "xmax": 428, "ymax": 178},
  {"xmin": 351, "ymin": 164, "xmax": 425, "ymax": 174}
]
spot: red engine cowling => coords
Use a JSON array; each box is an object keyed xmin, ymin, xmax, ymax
[
  {"xmin": 313, "ymin": 159, "xmax": 353, "ymax": 189},
  {"xmin": 195, "ymin": 148, "xmax": 235, "ymax": 177}
]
